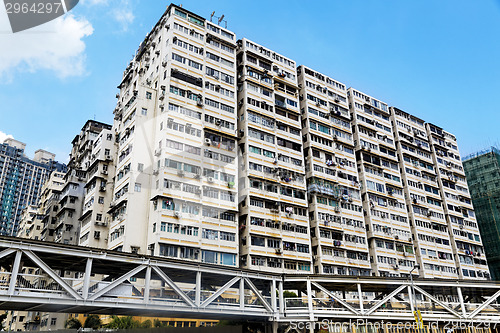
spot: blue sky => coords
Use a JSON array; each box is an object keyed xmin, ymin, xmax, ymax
[{"xmin": 0, "ymin": 0, "xmax": 499, "ymax": 162}]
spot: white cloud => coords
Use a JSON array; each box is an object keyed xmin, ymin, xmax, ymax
[
  {"xmin": 0, "ymin": 13, "xmax": 93, "ymax": 80},
  {"xmin": 81, "ymin": 0, "xmax": 134, "ymax": 32},
  {"xmin": 111, "ymin": 1, "xmax": 134, "ymax": 32},
  {"xmin": 0, "ymin": 131, "xmax": 13, "ymax": 143}
]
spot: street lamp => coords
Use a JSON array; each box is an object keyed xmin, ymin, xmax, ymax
[{"xmin": 410, "ymin": 264, "xmax": 421, "ymax": 329}]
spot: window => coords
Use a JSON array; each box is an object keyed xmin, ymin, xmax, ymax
[
  {"xmin": 141, "ymin": 108, "xmax": 147, "ymax": 115},
  {"xmin": 146, "ymin": 92, "xmax": 152, "ymax": 99},
  {"xmin": 134, "ymin": 183, "xmax": 141, "ymax": 192}
]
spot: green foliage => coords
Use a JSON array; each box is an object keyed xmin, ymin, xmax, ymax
[
  {"xmin": 106, "ymin": 316, "xmax": 141, "ymax": 329},
  {"xmin": 153, "ymin": 319, "xmax": 163, "ymax": 328},
  {"xmin": 283, "ymin": 290, "xmax": 298, "ymax": 298},
  {"xmin": 84, "ymin": 314, "xmax": 102, "ymax": 329},
  {"xmin": 65, "ymin": 317, "xmax": 83, "ymax": 329},
  {"xmin": 140, "ymin": 319, "xmax": 152, "ymax": 328}
]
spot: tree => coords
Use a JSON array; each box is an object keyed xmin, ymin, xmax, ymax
[
  {"xmin": 140, "ymin": 319, "xmax": 152, "ymax": 328},
  {"xmin": 65, "ymin": 317, "xmax": 82, "ymax": 329},
  {"xmin": 84, "ymin": 314, "xmax": 102, "ymax": 329},
  {"xmin": 153, "ymin": 319, "xmax": 163, "ymax": 328},
  {"xmin": 106, "ymin": 316, "xmax": 140, "ymax": 329}
]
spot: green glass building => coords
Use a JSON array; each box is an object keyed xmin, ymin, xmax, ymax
[{"xmin": 463, "ymin": 147, "xmax": 500, "ymax": 279}]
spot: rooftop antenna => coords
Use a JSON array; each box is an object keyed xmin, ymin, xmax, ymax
[
  {"xmin": 210, "ymin": 11, "xmax": 215, "ymax": 22},
  {"xmin": 218, "ymin": 14, "xmax": 227, "ymax": 29}
]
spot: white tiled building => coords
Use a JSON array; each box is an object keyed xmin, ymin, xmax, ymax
[{"xmin": 63, "ymin": 3, "xmax": 489, "ymax": 280}]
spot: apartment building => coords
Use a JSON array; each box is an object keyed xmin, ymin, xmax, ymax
[
  {"xmin": 39, "ymin": 3, "xmax": 484, "ymax": 280},
  {"xmin": 45, "ymin": 120, "xmax": 112, "ymax": 245},
  {"xmin": 391, "ymin": 108, "xmax": 455, "ymax": 278},
  {"xmin": 12, "ymin": 172, "xmax": 66, "ymax": 332},
  {"xmin": 110, "ymin": 4, "xmax": 239, "ymax": 265},
  {"xmin": 236, "ymin": 39, "xmax": 311, "ymax": 273},
  {"xmin": 79, "ymin": 128, "xmax": 116, "ymax": 248},
  {"xmin": 463, "ymin": 147, "xmax": 500, "ymax": 279},
  {"xmin": 346, "ymin": 89, "xmax": 414, "ymax": 277},
  {"xmin": 426, "ymin": 124, "xmax": 489, "ymax": 279},
  {"xmin": 39, "ymin": 171, "xmax": 65, "ymax": 242},
  {"xmin": 0, "ymin": 138, "xmax": 66, "ymax": 236},
  {"xmin": 297, "ymin": 66, "xmax": 368, "ymax": 275},
  {"xmin": 17, "ymin": 204, "xmax": 43, "ymax": 240}
]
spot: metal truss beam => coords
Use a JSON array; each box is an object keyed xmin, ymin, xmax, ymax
[
  {"xmin": 0, "ymin": 237, "xmax": 498, "ymax": 324},
  {"xmin": 151, "ymin": 265, "xmax": 196, "ymax": 308}
]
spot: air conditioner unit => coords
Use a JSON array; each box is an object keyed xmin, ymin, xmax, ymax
[
  {"xmin": 392, "ymin": 264, "xmax": 399, "ymax": 270},
  {"xmin": 106, "ymin": 155, "xmax": 112, "ymax": 160},
  {"xmin": 99, "ymin": 186, "xmax": 106, "ymax": 192},
  {"xmin": 207, "ymin": 177, "xmax": 214, "ymax": 183},
  {"xmin": 194, "ymin": 173, "xmax": 201, "ymax": 179},
  {"xmin": 162, "ymin": 61, "xmax": 167, "ymax": 67},
  {"xmin": 174, "ymin": 211, "xmax": 181, "ymax": 218},
  {"xmin": 154, "ymin": 148, "xmax": 161, "ymax": 156},
  {"xmin": 153, "ymin": 170, "xmax": 159, "ymax": 176},
  {"xmin": 394, "ymin": 235, "xmax": 399, "ymax": 240},
  {"xmin": 403, "ymin": 251, "xmax": 409, "ymax": 257},
  {"xmin": 177, "ymin": 170, "xmax": 185, "ymax": 177},
  {"xmin": 204, "ymin": 138, "xmax": 212, "ymax": 146},
  {"xmin": 197, "ymin": 99, "xmax": 204, "ymax": 107},
  {"xmin": 275, "ymin": 248, "xmax": 282, "ymax": 254}
]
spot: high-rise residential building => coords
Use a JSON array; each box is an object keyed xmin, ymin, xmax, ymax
[
  {"xmin": 39, "ymin": 171, "xmax": 66, "ymax": 242},
  {"xmin": 53, "ymin": 3, "xmax": 488, "ymax": 280},
  {"xmin": 425, "ymin": 124, "xmax": 488, "ymax": 279},
  {"xmin": 17, "ymin": 204, "xmax": 43, "ymax": 240},
  {"xmin": 297, "ymin": 66, "xmax": 368, "ymax": 275},
  {"xmin": 110, "ymin": 3, "xmax": 239, "ymax": 266},
  {"xmin": 348, "ymin": 89, "xmax": 416, "ymax": 277},
  {"xmin": 14, "ymin": 172, "xmax": 66, "ymax": 332},
  {"xmin": 45, "ymin": 120, "xmax": 112, "ymax": 245},
  {"xmin": 463, "ymin": 147, "xmax": 500, "ymax": 279},
  {"xmin": 236, "ymin": 40, "xmax": 311, "ymax": 273},
  {"xmin": 78, "ymin": 128, "xmax": 116, "ymax": 247},
  {"xmin": 0, "ymin": 138, "xmax": 66, "ymax": 236},
  {"xmin": 391, "ymin": 108, "xmax": 456, "ymax": 278}
]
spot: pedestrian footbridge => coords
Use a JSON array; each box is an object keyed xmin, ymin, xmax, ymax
[{"xmin": 0, "ymin": 236, "xmax": 499, "ymax": 330}]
